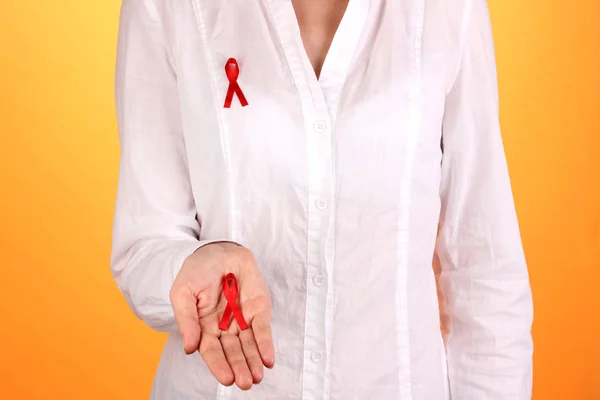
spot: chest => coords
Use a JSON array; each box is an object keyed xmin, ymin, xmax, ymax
[
  {"xmin": 158, "ymin": 0, "xmax": 456, "ymax": 196},
  {"xmin": 290, "ymin": 0, "xmax": 350, "ymax": 78}
]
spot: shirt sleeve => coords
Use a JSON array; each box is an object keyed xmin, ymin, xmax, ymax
[
  {"xmin": 111, "ymin": 0, "xmax": 233, "ymax": 332},
  {"xmin": 435, "ymin": 1, "xmax": 534, "ymax": 398}
]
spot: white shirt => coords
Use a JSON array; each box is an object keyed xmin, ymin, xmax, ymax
[{"xmin": 111, "ymin": 0, "xmax": 534, "ymax": 399}]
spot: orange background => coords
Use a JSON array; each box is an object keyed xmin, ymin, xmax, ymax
[{"xmin": 0, "ymin": 1, "xmax": 598, "ymax": 399}]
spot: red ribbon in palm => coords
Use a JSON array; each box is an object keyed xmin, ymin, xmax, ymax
[
  {"xmin": 218, "ymin": 273, "xmax": 249, "ymax": 331},
  {"xmin": 223, "ymin": 58, "xmax": 248, "ymax": 108}
]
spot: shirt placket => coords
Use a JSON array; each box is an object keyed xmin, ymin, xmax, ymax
[
  {"xmin": 292, "ymin": 41, "xmax": 334, "ymax": 400},
  {"xmin": 304, "ymin": 101, "xmax": 334, "ymax": 400},
  {"xmin": 266, "ymin": 0, "xmax": 367, "ymax": 398},
  {"xmin": 266, "ymin": 4, "xmax": 332, "ymax": 400}
]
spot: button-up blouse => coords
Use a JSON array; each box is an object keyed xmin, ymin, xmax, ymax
[{"xmin": 111, "ymin": 0, "xmax": 534, "ymax": 399}]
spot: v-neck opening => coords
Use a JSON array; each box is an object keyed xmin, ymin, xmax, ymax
[
  {"xmin": 267, "ymin": 0, "xmax": 369, "ymax": 120},
  {"xmin": 298, "ymin": 0, "xmax": 351, "ymax": 82},
  {"xmin": 317, "ymin": 0, "xmax": 367, "ymax": 86},
  {"xmin": 285, "ymin": 0, "xmax": 350, "ymax": 84}
]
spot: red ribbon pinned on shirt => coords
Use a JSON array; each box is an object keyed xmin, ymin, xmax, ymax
[
  {"xmin": 223, "ymin": 58, "xmax": 248, "ymax": 108},
  {"xmin": 218, "ymin": 273, "xmax": 249, "ymax": 331}
]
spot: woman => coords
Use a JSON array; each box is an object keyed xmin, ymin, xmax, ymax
[{"xmin": 111, "ymin": 0, "xmax": 533, "ymax": 398}]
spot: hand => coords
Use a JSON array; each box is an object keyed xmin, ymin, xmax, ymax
[{"xmin": 170, "ymin": 242, "xmax": 274, "ymax": 390}]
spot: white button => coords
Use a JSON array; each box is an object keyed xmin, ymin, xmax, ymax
[
  {"xmin": 315, "ymin": 199, "xmax": 328, "ymax": 210},
  {"xmin": 313, "ymin": 274, "xmax": 325, "ymax": 287},
  {"xmin": 313, "ymin": 120, "xmax": 327, "ymax": 133},
  {"xmin": 311, "ymin": 351, "xmax": 324, "ymax": 363}
]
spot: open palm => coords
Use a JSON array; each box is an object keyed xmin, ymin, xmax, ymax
[{"xmin": 170, "ymin": 242, "xmax": 274, "ymax": 390}]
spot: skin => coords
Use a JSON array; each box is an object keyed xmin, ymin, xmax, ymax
[
  {"xmin": 170, "ymin": 0, "xmax": 350, "ymax": 390},
  {"xmin": 291, "ymin": 0, "xmax": 350, "ymax": 78},
  {"xmin": 171, "ymin": 242, "xmax": 274, "ymax": 390}
]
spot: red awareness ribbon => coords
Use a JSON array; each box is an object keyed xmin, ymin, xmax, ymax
[
  {"xmin": 218, "ymin": 273, "xmax": 249, "ymax": 331},
  {"xmin": 223, "ymin": 58, "xmax": 248, "ymax": 108}
]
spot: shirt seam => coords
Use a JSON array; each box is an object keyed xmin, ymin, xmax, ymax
[
  {"xmin": 445, "ymin": 0, "xmax": 475, "ymax": 96},
  {"xmin": 190, "ymin": 1, "xmax": 236, "ymax": 399},
  {"xmin": 395, "ymin": 1, "xmax": 425, "ymax": 399}
]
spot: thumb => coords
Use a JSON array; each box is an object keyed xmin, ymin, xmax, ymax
[{"xmin": 171, "ymin": 287, "xmax": 201, "ymax": 354}]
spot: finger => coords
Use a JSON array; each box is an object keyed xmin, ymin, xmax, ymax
[
  {"xmin": 252, "ymin": 313, "xmax": 275, "ymax": 368},
  {"xmin": 199, "ymin": 333, "xmax": 235, "ymax": 386},
  {"xmin": 221, "ymin": 333, "xmax": 253, "ymax": 390},
  {"xmin": 239, "ymin": 329, "xmax": 265, "ymax": 384},
  {"xmin": 170, "ymin": 285, "xmax": 201, "ymax": 354}
]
